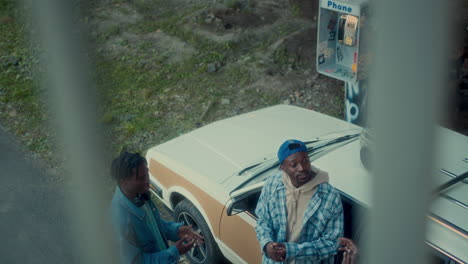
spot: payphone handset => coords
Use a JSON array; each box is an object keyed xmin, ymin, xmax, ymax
[
  {"xmin": 317, "ymin": 0, "xmax": 369, "ymax": 83},
  {"xmin": 339, "ymin": 14, "xmax": 358, "ymax": 46}
]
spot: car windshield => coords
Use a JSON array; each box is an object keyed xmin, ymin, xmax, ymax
[{"xmin": 231, "ymin": 133, "xmax": 360, "ymax": 193}]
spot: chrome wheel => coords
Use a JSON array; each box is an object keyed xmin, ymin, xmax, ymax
[
  {"xmin": 178, "ymin": 212, "xmax": 207, "ymax": 263},
  {"xmin": 174, "ymin": 200, "xmax": 224, "ymax": 264}
]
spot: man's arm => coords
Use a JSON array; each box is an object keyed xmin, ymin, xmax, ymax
[
  {"xmin": 148, "ymin": 200, "xmax": 183, "ymax": 242},
  {"xmin": 159, "ymin": 218, "xmax": 183, "ymax": 241},
  {"xmin": 284, "ymin": 192, "xmax": 344, "ymax": 262},
  {"xmin": 113, "ymin": 223, "xmax": 181, "ymax": 264}
]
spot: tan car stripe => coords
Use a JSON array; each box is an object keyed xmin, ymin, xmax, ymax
[
  {"xmin": 219, "ymin": 208, "xmax": 262, "ymax": 263},
  {"xmin": 149, "ymin": 159, "xmax": 262, "ymax": 263},
  {"xmin": 149, "ymin": 159, "xmax": 225, "ymax": 237}
]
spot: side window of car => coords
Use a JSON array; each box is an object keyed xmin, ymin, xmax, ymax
[
  {"xmin": 429, "ymin": 254, "xmax": 446, "ymax": 264},
  {"xmin": 228, "ymin": 190, "xmax": 261, "ymax": 217},
  {"xmin": 245, "ymin": 192, "xmax": 261, "ymax": 218},
  {"xmin": 427, "ymin": 245, "xmax": 457, "ymax": 264},
  {"xmin": 339, "ymin": 192, "xmax": 367, "ymax": 243}
]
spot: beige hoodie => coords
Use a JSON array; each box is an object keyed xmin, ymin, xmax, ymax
[{"xmin": 282, "ymin": 166, "xmax": 329, "ymax": 244}]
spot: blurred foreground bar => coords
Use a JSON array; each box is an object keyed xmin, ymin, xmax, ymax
[
  {"xmin": 365, "ymin": 0, "xmax": 450, "ymax": 263},
  {"xmin": 23, "ymin": 0, "xmax": 117, "ymax": 263}
]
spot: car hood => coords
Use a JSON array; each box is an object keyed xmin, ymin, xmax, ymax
[{"xmin": 148, "ymin": 105, "xmax": 361, "ymax": 186}]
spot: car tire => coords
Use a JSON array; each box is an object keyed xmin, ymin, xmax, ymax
[{"xmin": 173, "ymin": 199, "xmax": 224, "ymax": 264}]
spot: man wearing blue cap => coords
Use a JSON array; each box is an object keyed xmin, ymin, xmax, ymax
[{"xmin": 255, "ymin": 139, "xmax": 344, "ymax": 264}]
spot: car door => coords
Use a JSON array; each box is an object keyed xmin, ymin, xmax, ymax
[{"xmin": 219, "ymin": 182, "xmax": 265, "ymax": 264}]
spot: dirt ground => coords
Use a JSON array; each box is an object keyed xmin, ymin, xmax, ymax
[
  {"xmin": 87, "ymin": 0, "xmax": 345, "ymax": 121},
  {"xmin": 85, "ymin": 0, "xmax": 468, "ymax": 139}
]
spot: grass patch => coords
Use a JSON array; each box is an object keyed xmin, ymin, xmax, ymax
[
  {"xmin": 0, "ymin": 0, "xmax": 339, "ymax": 176},
  {"xmin": 94, "ymin": 51, "xmax": 254, "ymax": 154},
  {"xmin": 1, "ymin": 0, "xmax": 256, "ymax": 162}
]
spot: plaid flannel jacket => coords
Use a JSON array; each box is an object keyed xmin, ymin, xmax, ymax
[{"xmin": 255, "ymin": 172, "xmax": 344, "ymax": 264}]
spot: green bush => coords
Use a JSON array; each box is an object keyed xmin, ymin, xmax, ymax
[{"xmin": 0, "ymin": 0, "xmax": 17, "ymax": 16}]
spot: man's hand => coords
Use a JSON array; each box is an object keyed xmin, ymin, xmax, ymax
[
  {"xmin": 175, "ymin": 235, "xmax": 195, "ymax": 255},
  {"xmin": 265, "ymin": 242, "xmax": 286, "ymax": 262},
  {"xmin": 338, "ymin": 238, "xmax": 358, "ymax": 264},
  {"xmin": 178, "ymin": 225, "xmax": 204, "ymax": 246}
]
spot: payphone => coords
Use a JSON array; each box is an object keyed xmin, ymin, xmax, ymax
[{"xmin": 316, "ymin": 0, "xmax": 372, "ymax": 125}]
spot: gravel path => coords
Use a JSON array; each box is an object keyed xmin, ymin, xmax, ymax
[{"xmin": 0, "ymin": 127, "xmax": 76, "ymax": 264}]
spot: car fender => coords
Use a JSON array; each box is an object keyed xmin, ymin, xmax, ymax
[{"xmin": 166, "ymin": 185, "xmax": 218, "ymax": 238}]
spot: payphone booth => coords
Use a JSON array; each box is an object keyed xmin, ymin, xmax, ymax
[{"xmin": 317, "ymin": 0, "xmax": 371, "ymax": 125}]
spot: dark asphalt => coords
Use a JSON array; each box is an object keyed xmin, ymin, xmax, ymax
[{"xmin": 0, "ymin": 126, "xmax": 76, "ymax": 264}]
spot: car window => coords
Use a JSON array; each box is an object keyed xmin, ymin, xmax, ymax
[
  {"xmin": 229, "ymin": 190, "xmax": 261, "ymax": 218},
  {"xmin": 428, "ymin": 246, "xmax": 457, "ymax": 264},
  {"xmin": 244, "ymin": 192, "xmax": 261, "ymax": 218}
]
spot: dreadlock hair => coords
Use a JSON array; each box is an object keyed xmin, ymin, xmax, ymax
[{"xmin": 111, "ymin": 152, "xmax": 148, "ymax": 183}]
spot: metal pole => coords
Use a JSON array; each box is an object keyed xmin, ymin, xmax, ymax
[
  {"xmin": 22, "ymin": 0, "xmax": 117, "ymax": 263},
  {"xmin": 363, "ymin": 0, "xmax": 450, "ymax": 263}
]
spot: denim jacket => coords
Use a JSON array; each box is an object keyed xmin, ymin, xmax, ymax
[{"xmin": 110, "ymin": 187, "xmax": 183, "ymax": 264}]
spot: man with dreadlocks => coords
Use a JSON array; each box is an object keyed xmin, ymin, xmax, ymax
[{"xmin": 110, "ymin": 152, "xmax": 203, "ymax": 264}]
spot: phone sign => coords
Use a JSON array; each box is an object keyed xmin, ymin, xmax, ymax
[
  {"xmin": 321, "ymin": 0, "xmax": 360, "ymax": 16},
  {"xmin": 327, "ymin": 1, "xmax": 352, "ymax": 13}
]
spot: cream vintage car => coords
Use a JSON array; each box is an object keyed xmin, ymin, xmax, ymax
[{"xmin": 145, "ymin": 105, "xmax": 468, "ymax": 264}]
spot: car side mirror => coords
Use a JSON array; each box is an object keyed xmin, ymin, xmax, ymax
[
  {"xmin": 226, "ymin": 199, "xmax": 249, "ymax": 216},
  {"xmin": 360, "ymin": 145, "xmax": 373, "ymax": 170}
]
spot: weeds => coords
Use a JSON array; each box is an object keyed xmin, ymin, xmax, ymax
[{"xmin": 0, "ymin": 0, "xmax": 341, "ymax": 175}]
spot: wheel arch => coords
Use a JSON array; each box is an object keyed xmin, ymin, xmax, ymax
[
  {"xmin": 169, "ymin": 192, "xmax": 185, "ymax": 209},
  {"xmin": 166, "ymin": 186, "xmax": 218, "ymax": 238}
]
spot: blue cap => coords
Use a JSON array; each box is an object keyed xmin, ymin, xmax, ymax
[{"xmin": 277, "ymin": 139, "xmax": 308, "ymax": 164}]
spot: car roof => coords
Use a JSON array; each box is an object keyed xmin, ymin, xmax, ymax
[
  {"xmin": 427, "ymin": 127, "xmax": 468, "ymax": 262},
  {"xmin": 147, "ymin": 105, "xmax": 360, "ymax": 185},
  {"xmin": 318, "ymin": 126, "xmax": 468, "ymax": 262},
  {"xmin": 312, "ymin": 138, "xmax": 372, "ymax": 206}
]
